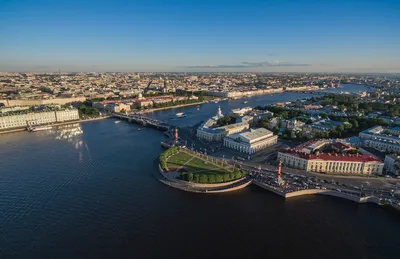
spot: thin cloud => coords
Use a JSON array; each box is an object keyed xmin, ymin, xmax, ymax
[{"xmin": 182, "ymin": 61, "xmax": 311, "ymax": 69}]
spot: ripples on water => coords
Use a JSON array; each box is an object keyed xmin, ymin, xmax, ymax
[{"xmin": 0, "ymin": 88, "xmax": 399, "ymax": 258}]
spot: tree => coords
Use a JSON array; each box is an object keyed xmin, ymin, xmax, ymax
[
  {"xmin": 208, "ymin": 175, "xmax": 216, "ymax": 183},
  {"xmin": 336, "ymin": 124, "xmax": 345, "ymax": 132},
  {"xmin": 199, "ymin": 174, "xmax": 208, "ymax": 183},
  {"xmin": 187, "ymin": 173, "xmax": 194, "ymax": 182},
  {"xmin": 223, "ymin": 174, "xmax": 230, "ymax": 182},
  {"xmin": 217, "ymin": 115, "xmax": 236, "ymax": 126},
  {"xmin": 39, "ymin": 86, "xmax": 52, "ymax": 94},
  {"xmin": 181, "ymin": 172, "xmax": 188, "ymax": 181},
  {"xmin": 344, "ymin": 123, "xmax": 353, "ymax": 129},
  {"xmin": 234, "ymin": 171, "xmax": 241, "ymax": 179},
  {"xmin": 320, "ymin": 113, "xmax": 328, "ymax": 119},
  {"xmin": 194, "ymin": 174, "xmax": 200, "ymax": 183},
  {"xmin": 215, "ymin": 175, "xmax": 223, "ymax": 183}
]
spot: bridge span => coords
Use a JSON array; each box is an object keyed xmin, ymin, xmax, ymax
[{"xmin": 113, "ymin": 113, "xmax": 171, "ymax": 131}]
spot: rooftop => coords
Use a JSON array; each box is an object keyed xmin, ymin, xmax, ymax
[{"xmin": 279, "ymin": 148, "xmax": 382, "ymax": 163}]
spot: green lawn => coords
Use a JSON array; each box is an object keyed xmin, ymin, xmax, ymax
[{"xmin": 167, "ymin": 151, "xmax": 230, "ymax": 175}]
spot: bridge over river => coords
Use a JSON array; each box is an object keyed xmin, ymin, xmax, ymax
[{"xmin": 113, "ymin": 113, "xmax": 171, "ymax": 131}]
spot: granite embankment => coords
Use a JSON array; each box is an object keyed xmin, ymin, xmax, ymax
[
  {"xmin": 156, "ymin": 165, "xmax": 252, "ymax": 194},
  {"xmin": 252, "ymin": 180, "xmax": 394, "ymax": 208},
  {"xmin": 0, "ymin": 116, "xmax": 110, "ymax": 135}
]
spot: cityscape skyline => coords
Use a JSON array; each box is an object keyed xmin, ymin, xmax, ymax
[{"xmin": 1, "ymin": 0, "xmax": 399, "ymax": 73}]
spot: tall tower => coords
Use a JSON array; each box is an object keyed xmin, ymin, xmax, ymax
[
  {"xmin": 277, "ymin": 160, "xmax": 282, "ymax": 179},
  {"xmin": 276, "ymin": 160, "xmax": 285, "ymax": 186},
  {"xmin": 217, "ymin": 105, "xmax": 223, "ymax": 118},
  {"xmin": 175, "ymin": 128, "xmax": 179, "ymax": 143}
]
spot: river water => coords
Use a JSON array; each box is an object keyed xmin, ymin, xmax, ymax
[{"xmin": 0, "ymin": 84, "xmax": 399, "ymax": 259}]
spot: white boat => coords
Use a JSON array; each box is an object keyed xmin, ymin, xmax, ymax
[
  {"xmin": 176, "ymin": 112, "xmax": 187, "ymax": 118},
  {"xmin": 115, "ymin": 121, "xmax": 121, "ymax": 124},
  {"xmin": 27, "ymin": 125, "xmax": 52, "ymax": 132},
  {"xmin": 243, "ymin": 101, "xmax": 248, "ymax": 104}
]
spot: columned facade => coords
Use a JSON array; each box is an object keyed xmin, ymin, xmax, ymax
[{"xmin": 223, "ymin": 128, "xmax": 278, "ymax": 154}]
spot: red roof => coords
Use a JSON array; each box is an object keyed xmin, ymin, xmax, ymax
[{"xmin": 279, "ymin": 149, "xmax": 382, "ymax": 163}]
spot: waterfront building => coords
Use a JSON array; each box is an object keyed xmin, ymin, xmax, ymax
[
  {"xmin": 55, "ymin": 110, "xmax": 80, "ymax": 122},
  {"xmin": 223, "ymin": 128, "xmax": 278, "ymax": 154},
  {"xmin": 231, "ymin": 107, "xmax": 252, "ymax": 116},
  {"xmin": 384, "ymin": 154, "xmax": 399, "ymax": 175},
  {"xmin": 277, "ymin": 140, "xmax": 384, "ymax": 175},
  {"xmin": 138, "ymin": 99, "xmax": 153, "ymax": 108},
  {"xmin": 113, "ymin": 103, "xmax": 131, "ymax": 113},
  {"xmin": 359, "ymin": 126, "xmax": 400, "ymax": 152},
  {"xmin": 196, "ymin": 106, "xmax": 250, "ymax": 142},
  {"xmin": 0, "ymin": 109, "xmax": 79, "ymax": 130}
]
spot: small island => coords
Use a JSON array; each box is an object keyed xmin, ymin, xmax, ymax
[{"xmin": 158, "ymin": 146, "xmax": 251, "ymax": 193}]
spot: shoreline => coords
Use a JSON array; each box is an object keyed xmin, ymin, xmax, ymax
[
  {"xmin": 252, "ymin": 180, "xmax": 400, "ymax": 212},
  {"xmin": 138, "ymin": 100, "xmax": 208, "ymax": 114},
  {"xmin": 0, "ymin": 116, "xmax": 110, "ymax": 135}
]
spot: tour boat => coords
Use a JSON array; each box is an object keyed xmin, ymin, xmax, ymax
[
  {"xmin": 115, "ymin": 121, "xmax": 121, "ymax": 124},
  {"xmin": 176, "ymin": 112, "xmax": 187, "ymax": 118},
  {"xmin": 27, "ymin": 126, "xmax": 52, "ymax": 132}
]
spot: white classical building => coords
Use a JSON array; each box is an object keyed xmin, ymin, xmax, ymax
[
  {"xmin": 55, "ymin": 110, "xmax": 80, "ymax": 122},
  {"xmin": 223, "ymin": 128, "xmax": 278, "ymax": 154},
  {"xmin": 196, "ymin": 106, "xmax": 250, "ymax": 142},
  {"xmin": 359, "ymin": 126, "xmax": 400, "ymax": 152},
  {"xmin": 0, "ymin": 109, "xmax": 79, "ymax": 130}
]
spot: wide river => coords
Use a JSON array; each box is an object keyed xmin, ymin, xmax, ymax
[{"xmin": 0, "ymin": 84, "xmax": 399, "ymax": 259}]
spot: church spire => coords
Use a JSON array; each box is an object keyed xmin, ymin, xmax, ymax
[{"xmin": 217, "ymin": 105, "xmax": 223, "ymax": 118}]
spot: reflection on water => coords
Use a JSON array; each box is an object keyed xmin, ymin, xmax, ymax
[{"xmin": 47, "ymin": 123, "xmax": 84, "ymax": 150}]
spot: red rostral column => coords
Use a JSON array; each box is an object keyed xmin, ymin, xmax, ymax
[
  {"xmin": 277, "ymin": 160, "xmax": 282, "ymax": 179},
  {"xmin": 175, "ymin": 128, "xmax": 179, "ymax": 142}
]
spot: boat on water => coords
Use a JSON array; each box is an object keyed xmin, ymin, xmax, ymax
[
  {"xmin": 176, "ymin": 112, "xmax": 187, "ymax": 118},
  {"xmin": 27, "ymin": 125, "xmax": 52, "ymax": 132},
  {"xmin": 243, "ymin": 101, "xmax": 248, "ymax": 104},
  {"xmin": 115, "ymin": 121, "xmax": 121, "ymax": 124}
]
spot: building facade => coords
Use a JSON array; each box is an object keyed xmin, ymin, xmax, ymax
[
  {"xmin": 360, "ymin": 126, "xmax": 400, "ymax": 152},
  {"xmin": 0, "ymin": 109, "xmax": 79, "ymax": 130},
  {"xmin": 223, "ymin": 128, "xmax": 278, "ymax": 154},
  {"xmin": 197, "ymin": 106, "xmax": 251, "ymax": 142},
  {"xmin": 278, "ymin": 149, "xmax": 383, "ymax": 175},
  {"xmin": 384, "ymin": 154, "xmax": 399, "ymax": 175}
]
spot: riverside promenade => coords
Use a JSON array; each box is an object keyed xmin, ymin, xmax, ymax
[
  {"xmin": 156, "ymin": 165, "xmax": 252, "ymax": 194},
  {"xmin": 0, "ymin": 116, "xmax": 110, "ymax": 135},
  {"xmin": 253, "ymin": 179, "xmax": 385, "ymax": 205}
]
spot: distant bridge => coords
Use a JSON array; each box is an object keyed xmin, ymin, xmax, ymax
[{"xmin": 113, "ymin": 113, "xmax": 171, "ymax": 131}]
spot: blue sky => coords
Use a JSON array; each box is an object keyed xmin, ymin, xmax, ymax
[{"xmin": 0, "ymin": 0, "xmax": 399, "ymax": 72}]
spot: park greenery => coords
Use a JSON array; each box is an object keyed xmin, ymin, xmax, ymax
[
  {"xmin": 39, "ymin": 86, "xmax": 53, "ymax": 94},
  {"xmin": 78, "ymin": 105, "xmax": 100, "ymax": 118},
  {"xmin": 159, "ymin": 146, "xmax": 180, "ymax": 171},
  {"xmin": 160, "ymin": 147, "xmax": 246, "ymax": 184},
  {"xmin": 217, "ymin": 114, "xmax": 237, "ymax": 126},
  {"xmin": 180, "ymin": 168, "xmax": 246, "ymax": 184},
  {"xmin": 311, "ymin": 94, "xmax": 400, "ymax": 116},
  {"xmin": 256, "ymin": 105, "xmax": 307, "ymax": 120}
]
